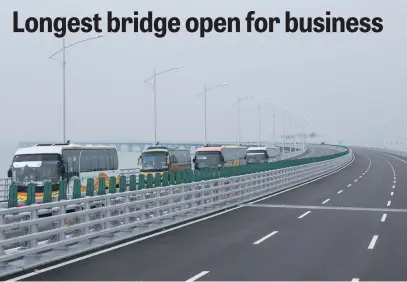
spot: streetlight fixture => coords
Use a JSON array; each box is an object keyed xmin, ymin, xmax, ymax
[
  {"xmin": 144, "ymin": 65, "xmax": 185, "ymax": 145},
  {"xmin": 49, "ymin": 35, "xmax": 104, "ymax": 143},
  {"xmin": 233, "ymin": 95, "xmax": 254, "ymax": 146},
  {"xmin": 196, "ymin": 82, "xmax": 227, "ymax": 145}
]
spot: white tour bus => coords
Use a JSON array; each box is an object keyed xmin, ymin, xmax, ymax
[
  {"xmin": 7, "ymin": 143, "xmax": 120, "ymax": 200},
  {"xmin": 246, "ymin": 146, "xmax": 280, "ymax": 164}
]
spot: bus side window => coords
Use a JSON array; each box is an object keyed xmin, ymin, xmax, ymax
[
  {"xmin": 109, "ymin": 149, "xmax": 118, "ymax": 170},
  {"xmin": 80, "ymin": 151, "xmax": 91, "ymax": 173},
  {"xmin": 105, "ymin": 149, "xmax": 113, "ymax": 170},
  {"xmin": 89, "ymin": 150, "xmax": 99, "ymax": 172},
  {"xmin": 62, "ymin": 149, "xmax": 80, "ymax": 178},
  {"xmin": 97, "ymin": 150, "xmax": 107, "ymax": 170}
]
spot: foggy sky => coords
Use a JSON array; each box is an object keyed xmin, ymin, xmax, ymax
[{"xmin": 1, "ymin": 0, "xmax": 406, "ymax": 147}]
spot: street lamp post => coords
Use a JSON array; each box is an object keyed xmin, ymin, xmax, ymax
[
  {"xmin": 257, "ymin": 104, "xmax": 261, "ymax": 147},
  {"xmin": 49, "ymin": 35, "xmax": 104, "ymax": 143},
  {"xmin": 144, "ymin": 65, "xmax": 185, "ymax": 145},
  {"xmin": 233, "ymin": 95, "xmax": 254, "ymax": 146},
  {"xmin": 197, "ymin": 83, "xmax": 227, "ymax": 145}
]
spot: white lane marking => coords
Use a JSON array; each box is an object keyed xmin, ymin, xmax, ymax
[
  {"xmin": 186, "ymin": 271, "xmax": 210, "ymax": 282},
  {"xmin": 381, "ymin": 213, "xmax": 387, "ymax": 222},
  {"xmin": 338, "ymin": 190, "xmax": 343, "ymax": 194},
  {"xmin": 354, "ymin": 179, "xmax": 358, "ymax": 182},
  {"xmin": 298, "ymin": 211, "xmax": 311, "ymax": 219},
  {"xmin": 362, "ymin": 173, "xmax": 365, "ymax": 176},
  {"xmin": 253, "ymin": 231, "xmax": 278, "ymax": 245},
  {"xmin": 391, "ymin": 192, "xmax": 394, "ymax": 196},
  {"xmin": 368, "ymin": 235, "xmax": 379, "ymax": 249},
  {"xmin": 247, "ymin": 203, "xmax": 407, "ymax": 213},
  {"xmin": 352, "ymin": 278, "xmax": 360, "ymax": 282},
  {"xmin": 387, "ymin": 201, "xmax": 391, "ymax": 207},
  {"xmin": 392, "ymin": 185, "xmax": 395, "ymax": 189},
  {"xmin": 322, "ymin": 199, "xmax": 330, "ymax": 204},
  {"xmin": 8, "ymin": 152, "xmax": 357, "ymax": 281},
  {"xmin": 394, "ymin": 180, "xmax": 396, "ymax": 184},
  {"xmin": 347, "ymin": 184, "xmax": 352, "ymax": 187},
  {"xmin": 359, "ymin": 176, "xmax": 362, "ymax": 179}
]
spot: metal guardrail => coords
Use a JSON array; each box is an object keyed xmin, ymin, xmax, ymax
[{"xmin": 0, "ymin": 149, "xmax": 352, "ymax": 277}]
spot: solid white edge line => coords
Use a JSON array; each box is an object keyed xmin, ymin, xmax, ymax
[
  {"xmin": 337, "ymin": 190, "xmax": 343, "ymax": 194},
  {"xmin": 186, "ymin": 271, "xmax": 210, "ymax": 282},
  {"xmin": 298, "ymin": 211, "xmax": 311, "ymax": 219},
  {"xmin": 253, "ymin": 231, "xmax": 278, "ymax": 245},
  {"xmin": 381, "ymin": 213, "xmax": 387, "ymax": 222},
  {"xmin": 7, "ymin": 153, "xmax": 356, "ymax": 281},
  {"xmin": 368, "ymin": 235, "xmax": 379, "ymax": 249},
  {"xmin": 387, "ymin": 201, "xmax": 391, "ymax": 207},
  {"xmin": 322, "ymin": 198, "xmax": 330, "ymax": 204}
]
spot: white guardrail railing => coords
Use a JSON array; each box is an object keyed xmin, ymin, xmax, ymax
[{"xmin": 0, "ymin": 149, "xmax": 352, "ymax": 278}]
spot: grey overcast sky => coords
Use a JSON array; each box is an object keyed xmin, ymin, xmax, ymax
[{"xmin": 1, "ymin": 0, "xmax": 406, "ymax": 145}]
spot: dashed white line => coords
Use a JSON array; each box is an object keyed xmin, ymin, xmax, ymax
[
  {"xmin": 337, "ymin": 190, "xmax": 343, "ymax": 194},
  {"xmin": 322, "ymin": 199, "xmax": 330, "ymax": 204},
  {"xmin": 381, "ymin": 213, "xmax": 387, "ymax": 222},
  {"xmin": 298, "ymin": 211, "xmax": 311, "ymax": 219},
  {"xmin": 354, "ymin": 179, "xmax": 358, "ymax": 182},
  {"xmin": 347, "ymin": 184, "xmax": 352, "ymax": 187},
  {"xmin": 253, "ymin": 231, "xmax": 278, "ymax": 245},
  {"xmin": 186, "ymin": 271, "xmax": 210, "ymax": 282},
  {"xmin": 394, "ymin": 180, "xmax": 396, "ymax": 184},
  {"xmin": 368, "ymin": 235, "xmax": 379, "ymax": 249},
  {"xmin": 359, "ymin": 176, "xmax": 362, "ymax": 179},
  {"xmin": 391, "ymin": 192, "xmax": 394, "ymax": 196},
  {"xmin": 392, "ymin": 185, "xmax": 395, "ymax": 189},
  {"xmin": 387, "ymin": 201, "xmax": 391, "ymax": 207}
]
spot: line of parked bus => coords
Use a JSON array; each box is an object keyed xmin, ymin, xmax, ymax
[{"xmin": 6, "ymin": 142, "xmax": 280, "ymax": 202}]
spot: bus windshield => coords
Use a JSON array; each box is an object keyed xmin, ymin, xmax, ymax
[
  {"xmin": 195, "ymin": 151, "xmax": 222, "ymax": 168},
  {"xmin": 11, "ymin": 154, "xmax": 61, "ymax": 184},
  {"xmin": 246, "ymin": 151, "xmax": 268, "ymax": 163},
  {"xmin": 140, "ymin": 152, "xmax": 168, "ymax": 172}
]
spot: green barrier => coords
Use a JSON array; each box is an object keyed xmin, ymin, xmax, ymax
[
  {"xmin": 146, "ymin": 174, "xmax": 153, "ymax": 188},
  {"xmin": 26, "ymin": 183, "xmax": 36, "ymax": 206},
  {"xmin": 109, "ymin": 176, "xmax": 117, "ymax": 194},
  {"xmin": 176, "ymin": 171, "xmax": 182, "ymax": 184},
  {"xmin": 130, "ymin": 175, "xmax": 138, "ymax": 191},
  {"xmin": 73, "ymin": 179, "xmax": 82, "ymax": 199},
  {"xmin": 139, "ymin": 174, "xmax": 145, "ymax": 189},
  {"xmin": 155, "ymin": 173, "xmax": 161, "ymax": 187},
  {"xmin": 162, "ymin": 172, "xmax": 169, "ymax": 186},
  {"xmin": 8, "ymin": 184, "xmax": 18, "ymax": 208},
  {"xmin": 86, "ymin": 178, "xmax": 94, "ymax": 197},
  {"xmin": 43, "ymin": 182, "xmax": 53, "ymax": 203},
  {"xmin": 169, "ymin": 172, "xmax": 175, "ymax": 185},
  {"xmin": 58, "ymin": 180, "xmax": 67, "ymax": 201},
  {"xmin": 119, "ymin": 176, "xmax": 127, "ymax": 193},
  {"xmin": 97, "ymin": 178, "xmax": 106, "ymax": 195}
]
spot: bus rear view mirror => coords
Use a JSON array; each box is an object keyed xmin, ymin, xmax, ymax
[
  {"xmin": 137, "ymin": 157, "xmax": 141, "ymax": 165},
  {"xmin": 7, "ymin": 168, "xmax": 12, "ymax": 178}
]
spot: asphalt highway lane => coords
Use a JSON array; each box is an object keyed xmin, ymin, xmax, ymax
[{"xmin": 12, "ymin": 146, "xmax": 407, "ymax": 281}]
